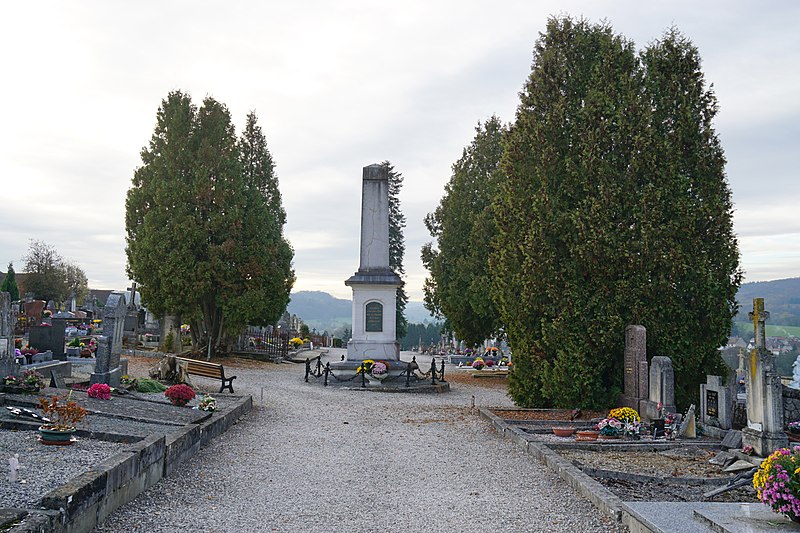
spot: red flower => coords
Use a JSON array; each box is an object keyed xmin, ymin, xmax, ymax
[{"xmin": 164, "ymin": 384, "xmax": 196, "ymax": 406}]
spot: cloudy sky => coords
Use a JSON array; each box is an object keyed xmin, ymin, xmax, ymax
[{"xmin": 0, "ymin": 1, "xmax": 797, "ymax": 302}]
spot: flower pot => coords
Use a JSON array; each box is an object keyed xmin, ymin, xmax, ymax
[
  {"xmin": 552, "ymin": 427, "xmax": 575, "ymax": 437},
  {"xmin": 575, "ymin": 430, "xmax": 599, "ymax": 441},
  {"xmin": 38, "ymin": 426, "xmax": 76, "ymax": 445},
  {"xmin": 66, "ymin": 346, "xmax": 81, "ymax": 356}
]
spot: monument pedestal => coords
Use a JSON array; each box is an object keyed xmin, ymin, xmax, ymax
[{"xmin": 742, "ymin": 427, "xmax": 788, "ymax": 458}]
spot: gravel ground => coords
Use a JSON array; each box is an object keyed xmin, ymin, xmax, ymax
[
  {"xmin": 93, "ymin": 349, "xmax": 626, "ymax": 532},
  {"xmin": 0, "ymin": 430, "xmax": 124, "ymax": 508}
]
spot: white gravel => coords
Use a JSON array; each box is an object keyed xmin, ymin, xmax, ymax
[
  {"xmin": 0, "ymin": 431, "xmax": 124, "ymax": 508},
  {"xmin": 93, "ymin": 349, "xmax": 626, "ymax": 532}
]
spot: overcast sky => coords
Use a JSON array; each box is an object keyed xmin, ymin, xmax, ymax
[{"xmin": 0, "ymin": 1, "xmax": 797, "ymax": 301}]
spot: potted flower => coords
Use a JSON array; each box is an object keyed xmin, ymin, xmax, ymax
[
  {"xmin": 754, "ymin": 446, "xmax": 800, "ymax": 523},
  {"xmin": 597, "ymin": 417, "xmax": 623, "ymax": 438},
  {"xmin": 87, "ymin": 383, "xmax": 112, "ymax": 400},
  {"xmin": 357, "ymin": 359, "xmax": 376, "ymax": 374},
  {"xmin": 22, "ymin": 369, "xmax": 45, "ymax": 392},
  {"xmin": 472, "ymin": 358, "xmax": 485, "ymax": 370},
  {"xmin": 66, "ymin": 337, "xmax": 83, "ymax": 357},
  {"xmin": 3, "ymin": 375, "xmax": 23, "ymax": 393},
  {"xmin": 37, "ymin": 394, "xmax": 88, "ymax": 445},
  {"xmin": 788, "ymin": 421, "xmax": 800, "ymax": 435},
  {"xmin": 370, "ymin": 361, "xmax": 389, "ymax": 381},
  {"xmin": 164, "ymin": 384, "xmax": 196, "ymax": 407},
  {"xmin": 197, "ymin": 394, "xmax": 217, "ymax": 412}
]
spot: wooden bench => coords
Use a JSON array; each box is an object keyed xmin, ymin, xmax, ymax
[{"xmin": 176, "ymin": 357, "xmax": 236, "ymax": 393}]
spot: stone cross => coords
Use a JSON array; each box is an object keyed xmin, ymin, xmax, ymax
[
  {"xmin": 742, "ymin": 298, "xmax": 787, "ymax": 456},
  {"xmin": 622, "ymin": 325, "xmax": 648, "ymax": 414},
  {"xmin": 749, "ymin": 298, "xmax": 769, "ymax": 352},
  {"xmin": 0, "ymin": 292, "xmax": 16, "ymax": 377}
]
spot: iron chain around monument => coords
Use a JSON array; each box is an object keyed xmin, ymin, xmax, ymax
[{"xmin": 304, "ymin": 355, "xmax": 446, "ymax": 388}]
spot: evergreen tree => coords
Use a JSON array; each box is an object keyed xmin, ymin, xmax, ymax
[
  {"xmin": 126, "ymin": 92, "xmax": 294, "ymax": 354},
  {"xmin": 422, "ymin": 116, "xmax": 505, "ymax": 347},
  {"xmin": 0, "ymin": 262, "xmax": 20, "ymax": 301},
  {"xmin": 383, "ymin": 161, "xmax": 408, "ymax": 340},
  {"xmin": 492, "ymin": 17, "xmax": 740, "ymax": 409}
]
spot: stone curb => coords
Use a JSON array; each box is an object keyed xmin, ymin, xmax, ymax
[
  {"xmin": 2, "ymin": 394, "xmax": 253, "ymax": 533},
  {"xmin": 480, "ymin": 407, "xmax": 642, "ymax": 528}
]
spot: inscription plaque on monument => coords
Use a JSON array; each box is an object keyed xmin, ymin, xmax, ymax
[
  {"xmin": 706, "ymin": 389, "xmax": 719, "ymax": 418},
  {"xmin": 365, "ymin": 302, "xmax": 383, "ymax": 332}
]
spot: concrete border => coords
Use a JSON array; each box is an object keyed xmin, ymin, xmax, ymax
[{"xmin": 2, "ymin": 394, "xmax": 252, "ymax": 533}]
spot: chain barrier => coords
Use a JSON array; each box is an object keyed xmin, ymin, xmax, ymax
[{"xmin": 304, "ymin": 356, "xmax": 447, "ymax": 388}]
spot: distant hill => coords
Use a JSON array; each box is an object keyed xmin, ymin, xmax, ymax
[
  {"xmin": 286, "ymin": 291, "xmax": 438, "ymax": 333},
  {"xmin": 735, "ymin": 277, "xmax": 800, "ymax": 327}
]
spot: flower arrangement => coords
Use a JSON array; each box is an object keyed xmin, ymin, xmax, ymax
[
  {"xmin": 754, "ymin": 446, "xmax": 800, "ymax": 522},
  {"xmin": 371, "ymin": 361, "xmax": 388, "ymax": 376},
  {"xmin": 484, "ymin": 358, "xmax": 496, "ymax": 367},
  {"xmin": 87, "ymin": 383, "xmax": 112, "ymax": 400},
  {"xmin": 38, "ymin": 394, "xmax": 88, "ymax": 431},
  {"xmin": 14, "ymin": 338, "xmax": 22, "ymax": 349},
  {"xmin": 597, "ymin": 417, "xmax": 623, "ymax": 436},
  {"xmin": 120, "ymin": 375, "xmax": 135, "ymax": 385},
  {"xmin": 21, "ymin": 347, "xmax": 39, "ymax": 357},
  {"xmin": 164, "ymin": 384, "xmax": 196, "ymax": 406},
  {"xmin": 472, "ymin": 358, "xmax": 485, "ymax": 370},
  {"xmin": 357, "ymin": 359, "xmax": 376, "ymax": 374},
  {"xmin": 289, "ymin": 337, "xmax": 304, "ymax": 348},
  {"xmin": 197, "ymin": 394, "xmax": 217, "ymax": 412},
  {"xmin": 609, "ymin": 407, "xmax": 640, "ymax": 423},
  {"xmin": 42, "ymin": 310, "xmax": 52, "ymax": 318},
  {"xmin": 742, "ymin": 445, "xmax": 754, "ymax": 456},
  {"xmin": 789, "ymin": 421, "xmax": 800, "ymax": 434},
  {"xmin": 4, "ymin": 375, "xmax": 19, "ymax": 386},
  {"xmin": 22, "ymin": 369, "xmax": 45, "ymax": 390},
  {"xmin": 67, "ymin": 337, "xmax": 84, "ymax": 348}
]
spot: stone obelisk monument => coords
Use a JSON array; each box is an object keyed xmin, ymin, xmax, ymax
[{"xmin": 343, "ymin": 164, "xmax": 403, "ymax": 363}]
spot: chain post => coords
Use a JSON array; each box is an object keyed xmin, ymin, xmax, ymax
[
  {"xmin": 324, "ymin": 362, "xmax": 330, "ymax": 386},
  {"xmin": 430, "ymin": 357, "xmax": 437, "ymax": 385},
  {"xmin": 440, "ymin": 359, "xmax": 446, "ymax": 382},
  {"xmin": 305, "ymin": 358, "xmax": 310, "ymax": 382}
]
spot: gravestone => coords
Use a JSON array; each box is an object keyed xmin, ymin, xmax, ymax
[
  {"xmin": 0, "ymin": 292, "xmax": 15, "ymax": 377},
  {"xmin": 679, "ymin": 404, "xmax": 697, "ymax": 438},
  {"xmin": 642, "ymin": 356, "xmax": 676, "ymax": 421},
  {"xmin": 29, "ymin": 319, "xmax": 66, "ymax": 360},
  {"xmin": 621, "ymin": 325, "xmax": 649, "ymax": 414},
  {"xmin": 742, "ymin": 298, "xmax": 788, "ymax": 456},
  {"xmin": 90, "ymin": 336, "xmax": 120, "ymax": 386},
  {"xmin": 341, "ymin": 164, "xmax": 403, "ymax": 363},
  {"xmin": 90, "ymin": 292, "xmax": 126, "ymax": 386},
  {"xmin": 701, "ymin": 375, "xmax": 732, "ymax": 430}
]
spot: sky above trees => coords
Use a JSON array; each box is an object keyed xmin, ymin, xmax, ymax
[{"xmin": 0, "ymin": 1, "xmax": 797, "ymax": 300}]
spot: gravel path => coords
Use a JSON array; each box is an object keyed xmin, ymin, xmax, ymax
[{"xmin": 93, "ymin": 349, "xmax": 626, "ymax": 532}]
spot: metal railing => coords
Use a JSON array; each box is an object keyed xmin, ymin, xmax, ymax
[{"xmin": 305, "ymin": 355, "xmax": 446, "ymax": 388}]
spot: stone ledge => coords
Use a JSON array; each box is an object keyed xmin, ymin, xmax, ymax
[{"xmin": 2, "ymin": 393, "xmax": 253, "ymax": 533}]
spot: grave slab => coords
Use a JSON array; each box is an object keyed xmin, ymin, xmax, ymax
[
  {"xmin": 693, "ymin": 503, "xmax": 798, "ymax": 532},
  {"xmin": 721, "ymin": 430, "xmax": 743, "ymax": 450}
]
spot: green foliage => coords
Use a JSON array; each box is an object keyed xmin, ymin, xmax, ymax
[
  {"xmin": 0, "ymin": 262, "xmax": 20, "ymax": 301},
  {"xmin": 136, "ymin": 378, "xmax": 168, "ymax": 393},
  {"xmin": 422, "ymin": 117, "xmax": 505, "ymax": 347},
  {"xmin": 126, "ymin": 92, "xmax": 294, "ymax": 356},
  {"xmin": 492, "ymin": 18, "xmax": 741, "ymax": 409},
  {"xmin": 383, "ymin": 161, "xmax": 408, "ymax": 340},
  {"xmin": 399, "ymin": 321, "xmax": 443, "ymax": 350},
  {"xmin": 299, "ymin": 324, "xmax": 310, "ymax": 337},
  {"xmin": 126, "ymin": 92, "xmax": 294, "ymax": 354},
  {"xmin": 23, "ymin": 240, "xmax": 88, "ymax": 305},
  {"xmin": 735, "ymin": 278, "xmax": 800, "ymax": 327}
]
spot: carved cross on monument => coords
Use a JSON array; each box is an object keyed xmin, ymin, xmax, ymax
[{"xmin": 126, "ymin": 282, "xmax": 138, "ymax": 310}]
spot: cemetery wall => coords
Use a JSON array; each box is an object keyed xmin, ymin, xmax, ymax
[{"xmin": 783, "ymin": 385, "xmax": 800, "ymax": 426}]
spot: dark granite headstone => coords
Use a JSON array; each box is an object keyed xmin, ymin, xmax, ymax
[
  {"xmin": 622, "ymin": 325, "xmax": 648, "ymax": 413},
  {"xmin": 29, "ymin": 320, "xmax": 67, "ymax": 359},
  {"xmin": 0, "ymin": 292, "xmax": 14, "ymax": 376}
]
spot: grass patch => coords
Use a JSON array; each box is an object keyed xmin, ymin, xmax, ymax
[{"xmin": 734, "ymin": 323, "xmax": 800, "ymax": 338}]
